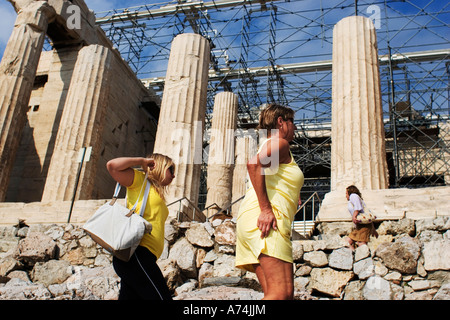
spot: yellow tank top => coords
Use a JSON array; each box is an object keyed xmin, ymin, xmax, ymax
[{"xmin": 126, "ymin": 169, "xmax": 168, "ymax": 259}]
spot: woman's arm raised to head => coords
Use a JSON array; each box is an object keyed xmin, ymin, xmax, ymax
[{"xmin": 106, "ymin": 157, "xmax": 154, "ymax": 187}]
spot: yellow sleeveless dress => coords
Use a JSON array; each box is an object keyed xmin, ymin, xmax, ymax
[{"xmin": 235, "ymin": 139, "xmax": 304, "ymax": 272}]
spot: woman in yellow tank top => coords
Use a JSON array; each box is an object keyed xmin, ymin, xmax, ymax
[
  {"xmin": 236, "ymin": 104, "xmax": 304, "ymax": 300},
  {"xmin": 107, "ymin": 154, "xmax": 175, "ymax": 300}
]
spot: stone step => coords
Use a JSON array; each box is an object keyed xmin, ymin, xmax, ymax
[{"xmin": 292, "ymin": 220, "xmax": 315, "ymax": 237}]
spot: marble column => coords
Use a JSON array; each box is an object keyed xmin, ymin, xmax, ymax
[
  {"xmin": 42, "ymin": 44, "xmax": 112, "ymax": 201},
  {"xmin": 205, "ymin": 92, "xmax": 238, "ymax": 217},
  {"xmin": 331, "ymin": 16, "xmax": 388, "ymax": 192},
  {"xmin": 0, "ymin": 2, "xmax": 55, "ymax": 201},
  {"xmin": 231, "ymin": 131, "xmax": 258, "ymax": 216},
  {"xmin": 153, "ymin": 33, "xmax": 210, "ymax": 214}
]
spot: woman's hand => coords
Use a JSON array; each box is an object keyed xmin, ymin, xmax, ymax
[
  {"xmin": 352, "ymin": 211, "xmax": 359, "ymax": 224},
  {"xmin": 257, "ymin": 207, "xmax": 278, "ymax": 238},
  {"xmin": 142, "ymin": 158, "xmax": 155, "ymax": 173}
]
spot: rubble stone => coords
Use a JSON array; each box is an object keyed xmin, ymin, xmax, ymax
[
  {"xmin": 375, "ymin": 235, "xmax": 420, "ymax": 274},
  {"xmin": 185, "ymin": 223, "xmax": 214, "ymax": 248},
  {"xmin": 1, "ymin": 216, "xmax": 449, "ymax": 300},
  {"xmin": 15, "ymin": 232, "xmax": 56, "ymax": 265},
  {"xmin": 422, "ymin": 240, "xmax": 450, "ymax": 271},
  {"xmin": 363, "ymin": 275, "xmax": 391, "ymax": 300},
  {"xmin": 328, "ymin": 247, "xmax": 353, "ymax": 270},
  {"xmin": 309, "ymin": 267, "xmax": 354, "ymax": 297}
]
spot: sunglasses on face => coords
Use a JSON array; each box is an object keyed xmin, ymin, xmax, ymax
[{"xmin": 169, "ymin": 165, "xmax": 175, "ymax": 175}]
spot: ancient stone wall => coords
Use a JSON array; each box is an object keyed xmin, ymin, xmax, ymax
[
  {"xmin": 1, "ymin": 216, "xmax": 449, "ymax": 300},
  {"xmin": 92, "ymin": 49, "xmax": 160, "ymax": 200},
  {"xmin": 6, "ymin": 46, "xmax": 158, "ymax": 202},
  {"xmin": 6, "ymin": 50, "xmax": 75, "ymax": 202}
]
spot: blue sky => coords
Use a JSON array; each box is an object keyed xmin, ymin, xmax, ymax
[
  {"xmin": 86, "ymin": 0, "xmax": 164, "ymax": 11},
  {"xmin": 1, "ymin": 0, "xmax": 448, "ymax": 58},
  {"xmin": 0, "ymin": 0, "xmax": 447, "ymax": 122},
  {"xmin": 0, "ymin": 0, "xmax": 166, "ymax": 56},
  {"xmin": 0, "ymin": 1, "xmax": 15, "ymax": 54}
]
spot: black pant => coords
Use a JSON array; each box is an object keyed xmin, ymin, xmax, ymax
[{"xmin": 113, "ymin": 246, "xmax": 172, "ymax": 300}]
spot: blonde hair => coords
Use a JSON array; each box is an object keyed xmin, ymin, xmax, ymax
[
  {"xmin": 146, "ymin": 153, "xmax": 175, "ymax": 201},
  {"xmin": 258, "ymin": 103, "xmax": 295, "ymax": 131}
]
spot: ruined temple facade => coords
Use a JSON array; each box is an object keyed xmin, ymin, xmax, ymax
[
  {"xmin": 0, "ymin": 1, "xmax": 239, "ymax": 221},
  {"xmin": 0, "ymin": 2, "xmax": 448, "ymax": 225},
  {"xmin": 0, "ymin": 1, "xmax": 160, "ymax": 203}
]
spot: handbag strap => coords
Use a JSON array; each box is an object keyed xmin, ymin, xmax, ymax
[
  {"xmin": 136, "ymin": 179, "xmax": 151, "ymax": 217},
  {"xmin": 349, "ymin": 199, "xmax": 373, "ymax": 214},
  {"xmin": 361, "ymin": 200, "xmax": 374, "ymax": 214},
  {"xmin": 112, "ymin": 171, "xmax": 151, "ymax": 217},
  {"xmin": 113, "ymin": 183, "xmax": 121, "ymax": 198}
]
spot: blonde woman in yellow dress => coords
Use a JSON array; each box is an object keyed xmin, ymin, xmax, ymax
[{"xmin": 236, "ymin": 104, "xmax": 304, "ymax": 300}]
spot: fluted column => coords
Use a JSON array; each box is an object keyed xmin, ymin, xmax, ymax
[
  {"xmin": 205, "ymin": 92, "xmax": 238, "ymax": 216},
  {"xmin": 0, "ymin": 2, "xmax": 55, "ymax": 201},
  {"xmin": 153, "ymin": 33, "xmax": 210, "ymax": 211},
  {"xmin": 331, "ymin": 16, "xmax": 388, "ymax": 191},
  {"xmin": 42, "ymin": 44, "xmax": 112, "ymax": 201},
  {"xmin": 231, "ymin": 131, "xmax": 258, "ymax": 216}
]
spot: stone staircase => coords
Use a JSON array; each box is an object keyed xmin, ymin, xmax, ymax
[
  {"xmin": 292, "ymin": 192, "xmax": 321, "ymax": 239},
  {"xmin": 292, "ymin": 220, "xmax": 316, "ymax": 238}
]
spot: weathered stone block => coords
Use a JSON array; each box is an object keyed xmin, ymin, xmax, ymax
[
  {"xmin": 15, "ymin": 232, "xmax": 56, "ymax": 265},
  {"xmin": 328, "ymin": 247, "xmax": 353, "ymax": 270},
  {"xmin": 303, "ymin": 251, "xmax": 328, "ymax": 267},
  {"xmin": 353, "ymin": 257, "xmax": 375, "ymax": 280},
  {"xmin": 185, "ymin": 223, "xmax": 214, "ymax": 248},
  {"xmin": 309, "ymin": 267, "xmax": 354, "ymax": 297},
  {"xmin": 375, "ymin": 236, "xmax": 420, "ymax": 274},
  {"xmin": 31, "ymin": 259, "xmax": 72, "ymax": 286},
  {"xmin": 214, "ymin": 221, "xmax": 236, "ymax": 246},
  {"xmin": 422, "ymin": 240, "xmax": 450, "ymax": 271},
  {"xmin": 363, "ymin": 275, "xmax": 391, "ymax": 300},
  {"xmin": 168, "ymin": 238, "xmax": 197, "ymax": 278}
]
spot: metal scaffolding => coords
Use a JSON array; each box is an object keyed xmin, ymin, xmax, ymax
[{"xmin": 94, "ymin": 0, "xmax": 450, "ymax": 206}]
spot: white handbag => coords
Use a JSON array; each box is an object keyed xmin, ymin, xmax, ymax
[{"xmin": 83, "ymin": 174, "xmax": 152, "ymax": 262}]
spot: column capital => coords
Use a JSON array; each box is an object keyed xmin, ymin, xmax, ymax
[{"xmin": 13, "ymin": 1, "xmax": 56, "ymax": 31}]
